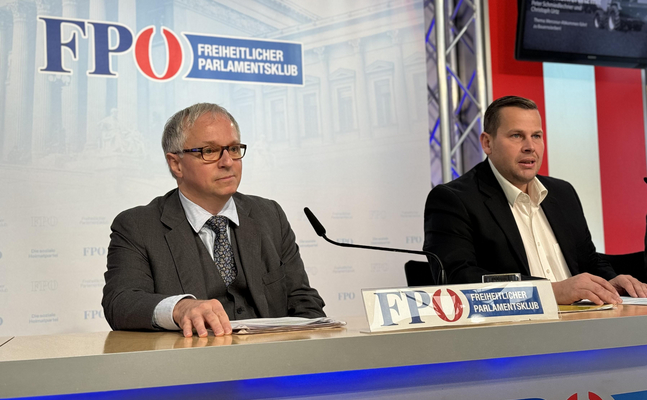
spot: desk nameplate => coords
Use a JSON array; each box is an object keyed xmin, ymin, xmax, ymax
[{"xmin": 362, "ymin": 281, "xmax": 559, "ymax": 332}]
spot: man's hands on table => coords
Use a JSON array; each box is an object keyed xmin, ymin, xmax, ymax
[
  {"xmin": 552, "ymin": 273, "xmax": 647, "ymax": 305},
  {"xmin": 552, "ymin": 273, "xmax": 621, "ymax": 305},
  {"xmin": 173, "ymin": 298, "xmax": 232, "ymax": 338},
  {"xmin": 609, "ymin": 274, "xmax": 647, "ymax": 299}
]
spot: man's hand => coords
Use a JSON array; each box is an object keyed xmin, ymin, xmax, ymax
[
  {"xmin": 609, "ymin": 274, "xmax": 647, "ymax": 298},
  {"xmin": 551, "ymin": 273, "xmax": 622, "ymax": 305},
  {"xmin": 173, "ymin": 298, "xmax": 232, "ymax": 338}
]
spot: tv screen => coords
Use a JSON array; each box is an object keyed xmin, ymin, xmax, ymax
[{"xmin": 515, "ymin": 0, "xmax": 647, "ymax": 68}]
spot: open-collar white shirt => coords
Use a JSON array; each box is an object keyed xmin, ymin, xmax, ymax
[{"xmin": 488, "ymin": 159, "xmax": 571, "ymax": 282}]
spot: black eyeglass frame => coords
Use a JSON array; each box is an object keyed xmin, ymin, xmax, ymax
[{"xmin": 173, "ymin": 144, "xmax": 247, "ymax": 162}]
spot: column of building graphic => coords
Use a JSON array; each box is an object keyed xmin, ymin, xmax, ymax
[
  {"xmin": 0, "ymin": 8, "xmax": 11, "ymax": 159},
  {"xmin": 61, "ymin": 0, "xmax": 79, "ymax": 155},
  {"xmin": 0, "ymin": 0, "xmax": 426, "ymax": 166},
  {"xmin": 2, "ymin": 1, "xmax": 36, "ymax": 163},
  {"xmin": 33, "ymin": 0, "xmax": 54, "ymax": 159},
  {"xmin": 0, "ymin": 0, "xmax": 152, "ymax": 166},
  {"xmin": 86, "ymin": 0, "xmax": 108, "ymax": 153},
  {"xmin": 137, "ymin": 0, "xmax": 427, "ymax": 152}
]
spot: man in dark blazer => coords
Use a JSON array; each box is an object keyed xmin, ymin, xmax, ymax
[
  {"xmin": 102, "ymin": 103, "xmax": 325, "ymax": 337},
  {"xmin": 424, "ymin": 95, "xmax": 647, "ymax": 305}
]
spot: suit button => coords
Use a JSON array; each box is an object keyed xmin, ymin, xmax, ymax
[{"xmin": 236, "ymin": 307, "xmax": 244, "ymax": 314}]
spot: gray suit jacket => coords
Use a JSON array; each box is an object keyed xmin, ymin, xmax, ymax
[{"xmin": 102, "ymin": 189, "xmax": 325, "ymax": 330}]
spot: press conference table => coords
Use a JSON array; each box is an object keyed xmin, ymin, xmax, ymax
[{"xmin": 2, "ymin": 307, "xmax": 647, "ymax": 399}]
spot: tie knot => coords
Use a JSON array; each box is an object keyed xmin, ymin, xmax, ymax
[{"xmin": 205, "ymin": 215, "xmax": 228, "ymax": 233}]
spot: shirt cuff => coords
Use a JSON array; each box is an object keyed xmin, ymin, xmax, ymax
[{"xmin": 152, "ymin": 294, "xmax": 196, "ymax": 330}]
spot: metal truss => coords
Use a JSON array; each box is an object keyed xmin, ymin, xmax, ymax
[{"xmin": 425, "ymin": 0, "xmax": 490, "ymax": 185}]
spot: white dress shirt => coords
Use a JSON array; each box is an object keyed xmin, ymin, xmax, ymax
[
  {"xmin": 488, "ymin": 159, "xmax": 571, "ymax": 282},
  {"xmin": 152, "ymin": 191, "xmax": 239, "ymax": 330}
]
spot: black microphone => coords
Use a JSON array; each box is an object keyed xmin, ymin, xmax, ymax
[{"xmin": 303, "ymin": 207, "xmax": 446, "ymax": 285}]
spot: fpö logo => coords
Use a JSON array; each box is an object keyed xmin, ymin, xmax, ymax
[
  {"xmin": 84, "ymin": 310, "xmax": 104, "ymax": 320},
  {"xmin": 31, "ymin": 216, "xmax": 58, "ymax": 227},
  {"xmin": 338, "ymin": 292, "xmax": 355, "ymax": 301},
  {"xmin": 39, "ymin": 17, "xmax": 183, "ymax": 81},
  {"xmin": 83, "ymin": 247, "xmax": 107, "ymax": 256},
  {"xmin": 375, "ymin": 288, "xmax": 466, "ymax": 326},
  {"xmin": 38, "ymin": 16, "xmax": 304, "ymax": 85}
]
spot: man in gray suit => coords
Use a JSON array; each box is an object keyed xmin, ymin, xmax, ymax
[{"xmin": 102, "ymin": 103, "xmax": 325, "ymax": 338}]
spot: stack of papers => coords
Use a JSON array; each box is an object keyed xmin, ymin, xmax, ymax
[
  {"xmin": 230, "ymin": 317, "xmax": 346, "ymax": 335},
  {"xmin": 619, "ymin": 296, "xmax": 647, "ymax": 305}
]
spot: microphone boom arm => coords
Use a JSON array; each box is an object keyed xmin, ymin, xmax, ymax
[{"xmin": 304, "ymin": 207, "xmax": 446, "ymax": 285}]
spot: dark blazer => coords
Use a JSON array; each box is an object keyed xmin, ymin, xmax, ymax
[
  {"xmin": 423, "ymin": 160, "xmax": 616, "ymax": 284},
  {"xmin": 102, "ymin": 189, "xmax": 325, "ymax": 330}
]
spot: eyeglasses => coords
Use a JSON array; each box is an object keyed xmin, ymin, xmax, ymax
[{"xmin": 174, "ymin": 144, "xmax": 247, "ymax": 162}]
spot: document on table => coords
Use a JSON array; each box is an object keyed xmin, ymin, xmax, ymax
[
  {"xmin": 620, "ymin": 296, "xmax": 647, "ymax": 305},
  {"xmin": 558, "ymin": 303, "xmax": 614, "ymax": 313},
  {"xmin": 229, "ymin": 317, "xmax": 346, "ymax": 335},
  {"xmin": 565, "ymin": 296, "xmax": 647, "ymax": 310}
]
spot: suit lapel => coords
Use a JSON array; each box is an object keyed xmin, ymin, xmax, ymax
[
  {"xmin": 476, "ymin": 162, "xmax": 530, "ymax": 275},
  {"xmin": 231, "ymin": 194, "xmax": 268, "ymax": 316},
  {"xmin": 160, "ymin": 190, "xmax": 208, "ymax": 299}
]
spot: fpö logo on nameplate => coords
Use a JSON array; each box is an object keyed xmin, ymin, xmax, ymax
[
  {"xmin": 38, "ymin": 17, "xmax": 303, "ymax": 85},
  {"xmin": 362, "ymin": 281, "xmax": 559, "ymax": 332}
]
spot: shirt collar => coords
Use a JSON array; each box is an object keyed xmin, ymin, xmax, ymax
[
  {"xmin": 178, "ymin": 190, "xmax": 240, "ymax": 233},
  {"xmin": 487, "ymin": 158, "xmax": 547, "ymax": 206}
]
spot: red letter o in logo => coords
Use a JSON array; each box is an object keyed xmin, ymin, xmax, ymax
[
  {"xmin": 134, "ymin": 26, "xmax": 182, "ymax": 81},
  {"xmin": 432, "ymin": 289, "xmax": 463, "ymax": 322}
]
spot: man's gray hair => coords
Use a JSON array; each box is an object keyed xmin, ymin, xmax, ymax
[{"xmin": 161, "ymin": 103, "xmax": 241, "ymax": 155}]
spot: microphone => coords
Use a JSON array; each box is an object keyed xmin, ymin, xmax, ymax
[{"xmin": 303, "ymin": 207, "xmax": 446, "ymax": 285}]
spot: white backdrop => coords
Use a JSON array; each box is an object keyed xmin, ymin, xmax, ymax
[{"xmin": 0, "ymin": 0, "xmax": 430, "ymax": 336}]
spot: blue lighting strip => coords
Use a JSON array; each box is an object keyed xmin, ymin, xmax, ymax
[
  {"xmin": 456, "ymin": 70, "xmax": 477, "ymax": 115},
  {"xmin": 450, "ymin": 158, "xmax": 460, "ymax": 179},
  {"xmin": 427, "ymin": 40, "xmax": 437, "ymax": 53},
  {"xmin": 453, "ymin": 122, "xmax": 482, "ymax": 153},
  {"xmin": 447, "ymin": 67, "xmax": 479, "ymax": 107},
  {"xmin": 426, "ymin": 17, "xmax": 435, "ymax": 43},
  {"xmin": 450, "ymin": 0, "xmax": 466, "ymax": 20},
  {"xmin": 450, "ymin": 26, "xmax": 475, "ymax": 54},
  {"xmin": 13, "ymin": 345, "xmax": 647, "ymax": 400},
  {"xmin": 429, "ymin": 119, "xmax": 441, "ymax": 146}
]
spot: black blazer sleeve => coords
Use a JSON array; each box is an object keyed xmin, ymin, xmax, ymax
[{"xmin": 423, "ymin": 184, "xmax": 500, "ymax": 283}]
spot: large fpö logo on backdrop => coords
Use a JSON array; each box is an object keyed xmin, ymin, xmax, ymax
[{"xmin": 38, "ymin": 16, "xmax": 303, "ymax": 85}]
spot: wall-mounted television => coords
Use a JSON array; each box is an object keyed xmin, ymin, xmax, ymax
[{"xmin": 515, "ymin": 0, "xmax": 647, "ymax": 68}]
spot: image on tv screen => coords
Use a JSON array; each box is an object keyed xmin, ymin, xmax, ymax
[{"xmin": 516, "ymin": 0, "xmax": 647, "ymax": 68}]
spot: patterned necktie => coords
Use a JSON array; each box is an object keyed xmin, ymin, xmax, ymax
[{"xmin": 204, "ymin": 216, "xmax": 237, "ymax": 286}]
